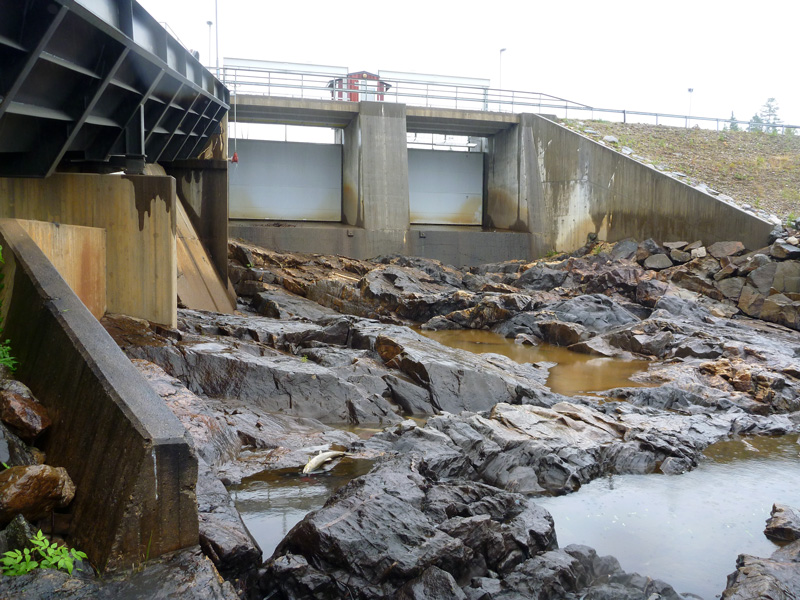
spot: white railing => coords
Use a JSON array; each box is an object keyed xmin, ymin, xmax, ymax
[{"xmin": 220, "ymin": 65, "xmax": 799, "ymax": 133}]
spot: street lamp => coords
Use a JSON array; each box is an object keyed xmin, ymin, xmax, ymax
[
  {"xmin": 206, "ymin": 20, "xmax": 213, "ymax": 69},
  {"xmin": 499, "ymin": 48, "xmax": 507, "ymax": 90},
  {"xmin": 688, "ymin": 87, "xmax": 694, "ymax": 122},
  {"xmin": 214, "ymin": 0, "xmax": 219, "ymax": 77}
]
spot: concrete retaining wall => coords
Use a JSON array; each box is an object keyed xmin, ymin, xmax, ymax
[
  {"xmin": 526, "ymin": 115, "xmax": 774, "ymax": 253},
  {"xmin": 0, "ymin": 173, "xmax": 177, "ymax": 326},
  {"xmin": 0, "ymin": 219, "xmax": 197, "ymax": 570}
]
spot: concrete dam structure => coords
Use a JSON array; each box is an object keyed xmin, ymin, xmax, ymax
[{"xmin": 228, "ymin": 95, "xmax": 773, "ymax": 266}]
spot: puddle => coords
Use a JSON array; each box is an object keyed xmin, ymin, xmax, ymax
[
  {"xmin": 534, "ymin": 435, "xmax": 800, "ymax": 600},
  {"xmin": 229, "ymin": 458, "xmax": 374, "ymax": 559},
  {"xmin": 418, "ymin": 328, "xmax": 650, "ymax": 396}
]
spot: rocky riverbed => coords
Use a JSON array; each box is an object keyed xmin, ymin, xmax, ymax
[{"xmin": 5, "ymin": 234, "xmax": 799, "ymax": 598}]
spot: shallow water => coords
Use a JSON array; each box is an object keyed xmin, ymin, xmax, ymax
[
  {"xmin": 418, "ymin": 328, "xmax": 650, "ymax": 396},
  {"xmin": 534, "ymin": 435, "xmax": 800, "ymax": 600},
  {"xmin": 229, "ymin": 458, "xmax": 374, "ymax": 559}
]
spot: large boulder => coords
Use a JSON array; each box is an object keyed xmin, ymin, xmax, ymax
[{"xmin": 0, "ymin": 465, "xmax": 75, "ymax": 525}]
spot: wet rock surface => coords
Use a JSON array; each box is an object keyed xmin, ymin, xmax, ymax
[
  {"xmin": 0, "ymin": 464, "xmax": 75, "ymax": 525},
  {"xmin": 96, "ymin": 238, "xmax": 800, "ymax": 598},
  {"xmin": 258, "ymin": 457, "xmax": 682, "ymax": 600},
  {"xmin": 0, "ymin": 546, "xmax": 238, "ymax": 599},
  {"xmin": 723, "ymin": 504, "xmax": 800, "ymax": 599}
]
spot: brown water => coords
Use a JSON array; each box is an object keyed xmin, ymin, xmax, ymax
[
  {"xmin": 534, "ymin": 435, "xmax": 800, "ymax": 600},
  {"xmin": 418, "ymin": 328, "xmax": 650, "ymax": 396},
  {"xmin": 229, "ymin": 458, "xmax": 374, "ymax": 560}
]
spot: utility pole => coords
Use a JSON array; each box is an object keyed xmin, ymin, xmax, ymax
[
  {"xmin": 214, "ymin": 0, "xmax": 219, "ymax": 77},
  {"xmin": 206, "ymin": 20, "xmax": 213, "ymax": 68}
]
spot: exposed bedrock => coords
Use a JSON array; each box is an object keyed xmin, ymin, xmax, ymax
[{"xmin": 257, "ymin": 457, "xmax": 684, "ymax": 600}]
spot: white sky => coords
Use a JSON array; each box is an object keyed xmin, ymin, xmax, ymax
[{"xmin": 138, "ymin": 0, "xmax": 799, "ymax": 127}]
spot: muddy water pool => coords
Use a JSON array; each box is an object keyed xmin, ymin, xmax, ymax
[
  {"xmin": 229, "ymin": 458, "xmax": 374, "ymax": 559},
  {"xmin": 418, "ymin": 328, "xmax": 650, "ymax": 395},
  {"xmin": 535, "ymin": 435, "xmax": 800, "ymax": 599}
]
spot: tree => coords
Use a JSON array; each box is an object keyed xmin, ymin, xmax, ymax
[
  {"xmin": 748, "ymin": 113, "xmax": 764, "ymax": 132},
  {"xmin": 759, "ymin": 98, "xmax": 781, "ymax": 133},
  {"xmin": 729, "ymin": 112, "xmax": 740, "ymax": 131}
]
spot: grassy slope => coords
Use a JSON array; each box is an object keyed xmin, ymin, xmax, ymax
[{"xmin": 562, "ymin": 120, "xmax": 800, "ymax": 222}]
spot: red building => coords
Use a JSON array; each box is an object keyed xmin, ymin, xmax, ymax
[{"xmin": 328, "ymin": 71, "xmax": 391, "ymax": 102}]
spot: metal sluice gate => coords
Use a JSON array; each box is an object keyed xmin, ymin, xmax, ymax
[{"xmin": 0, "ymin": 0, "xmax": 229, "ymax": 177}]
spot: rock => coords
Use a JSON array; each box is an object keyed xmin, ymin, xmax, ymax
[
  {"xmin": 764, "ymin": 503, "xmax": 800, "ymax": 542},
  {"xmin": 738, "ymin": 284, "xmax": 765, "ymax": 318},
  {"xmin": 393, "ymin": 566, "xmax": 467, "ymax": 600},
  {"xmin": 262, "ymin": 457, "xmax": 558, "ymax": 596},
  {"xmin": 0, "ymin": 422, "xmax": 37, "ymax": 468},
  {"xmin": 770, "ymin": 240, "xmax": 800, "ymax": 260},
  {"xmin": 760, "ymin": 294, "xmax": 799, "ymax": 329},
  {"xmin": 0, "ymin": 465, "xmax": 75, "ymax": 525},
  {"xmin": 610, "ymin": 239, "xmax": 639, "ymax": 261},
  {"xmin": 537, "ymin": 320, "xmax": 590, "ymax": 346},
  {"xmin": 669, "ymin": 249, "xmax": 691, "ymax": 264},
  {"xmin": 517, "ymin": 265, "xmax": 568, "ymax": 291},
  {"xmin": 0, "ymin": 381, "xmax": 51, "ymax": 442},
  {"xmin": 603, "ymin": 135, "xmax": 619, "ymax": 144},
  {"xmin": 773, "ymin": 261, "xmax": 800, "ymax": 294},
  {"xmin": 746, "ymin": 262, "xmax": 778, "ymax": 295},
  {"xmin": 685, "ymin": 240, "xmax": 704, "ymax": 251},
  {"xmin": 691, "ymin": 246, "xmax": 708, "ymax": 259},
  {"xmin": 663, "ymin": 241, "xmax": 688, "ymax": 250},
  {"xmin": 768, "ymin": 226, "xmax": 785, "ymax": 245},
  {"xmin": 715, "ymin": 277, "xmax": 745, "ymax": 300},
  {"xmin": 737, "ymin": 253, "xmax": 772, "ymax": 276},
  {"xmin": 196, "ymin": 459, "xmax": 262, "ymax": 580},
  {"xmin": 636, "ymin": 239, "xmax": 665, "ymax": 263},
  {"xmin": 713, "ymin": 257, "xmax": 738, "ymax": 281},
  {"xmin": 635, "ymin": 279, "xmax": 669, "ymax": 307},
  {"xmin": 708, "ymin": 241, "xmax": 746, "ymax": 259},
  {"xmin": 786, "ymin": 236, "xmax": 799, "ymax": 246},
  {"xmin": 0, "ymin": 514, "xmax": 37, "ymax": 555},
  {"xmin": 722, "ymin": 545, "xmax": 800, "ymax": 600}
]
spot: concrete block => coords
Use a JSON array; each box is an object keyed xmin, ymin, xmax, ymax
[{"xmin": 0, "ymin": 220, "xmax": 197, "ymax": 571}]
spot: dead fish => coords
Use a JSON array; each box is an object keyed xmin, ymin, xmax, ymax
[{"xmin": 302, "ymin": 450, "xmax": 347, "ymax": 474}]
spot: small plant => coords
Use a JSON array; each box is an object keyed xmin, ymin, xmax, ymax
[
  {"xmin": 1, "ymin": 530, "xmax": 87, "ymax": 577},
  {"xmin": 301, "ymin": 355, "xmax": 308, "ymax": 363}
]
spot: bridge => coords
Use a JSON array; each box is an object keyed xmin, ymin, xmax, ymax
[{"xmin": 220, "ymin": 65, "xmax": 772, "ymax": 266}]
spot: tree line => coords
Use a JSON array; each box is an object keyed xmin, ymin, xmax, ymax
[{"xmin": 727, "ymin": 98, "xmax": 793, "ymax": 134}]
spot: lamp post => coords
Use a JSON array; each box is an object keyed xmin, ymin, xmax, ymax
[
  {"xmin": 214, "ymin": 0, "xmax": 219, "ymax": 77},
  {"xmin": 688, "ymin": 87, "xmax": 694, "ymax": 126},
  {"xmin": 206, "ymin": 20, "xmax": 213, "ymax": 69},
  {"xmin": 499, "ymin": 48, "xmax": 507, "ymax": 90}
]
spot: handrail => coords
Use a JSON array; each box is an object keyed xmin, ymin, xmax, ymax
[{"xmin": 220, "ymin": 65, "xmax": 799, "ymax": 133}]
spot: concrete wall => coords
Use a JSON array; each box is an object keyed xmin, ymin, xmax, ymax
[
  {"xmin": 163, "ymin": 159, "xmax": 230, "ymax": 283},
  {"xmin": 525, "ymin": 115, "xmax": 773, "ymax": 252},
  {"xmin": 17, "ymin": 220, "xmax": 107, "ymax": 320},
  {"xmin": 0, "ymin": 219, "xmax": 197, "ymax": 570},
  {"xmin": 0, "ymin": 173, "xmax": 177, "ymax": 326}
]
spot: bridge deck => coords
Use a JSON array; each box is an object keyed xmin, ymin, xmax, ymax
[{"xmin": 231, "ymin": 95, "xmax": 519, "ymax": 136}]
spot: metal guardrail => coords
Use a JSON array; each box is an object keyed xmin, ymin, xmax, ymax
[{"xmin": 220, "ymin": 66, "xmax": 799, "ymax": 134}]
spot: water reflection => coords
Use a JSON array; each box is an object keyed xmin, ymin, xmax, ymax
[
  {"xmin": 534, "ymin": 435, "xmax": 800, "ymax": 600},
  {"xmin": 418, "ymin": 328, "xmax": 650, "ymax": 396},
  {"xmin": 229, "ymin": 458, "xmax": 374, "ymax": 559}
]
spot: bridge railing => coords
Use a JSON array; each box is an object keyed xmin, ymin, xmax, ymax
[{"xmin": 220, "ymin": 66, "xmax": 800, "ymax": 133}]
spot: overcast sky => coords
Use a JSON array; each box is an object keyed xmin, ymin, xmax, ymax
[{"xmin": 138, "ymin": 0, "xmax": 799, "ymax": 127}]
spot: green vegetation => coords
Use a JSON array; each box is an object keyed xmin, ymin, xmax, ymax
[
  {"xmin": 0, "ymin": 245, "xmax": 16, "ymax": 373},
  {"xmin": 1, "ymin": 531, "xmax": 87, "ymax": 576}
]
